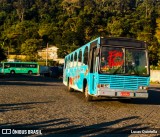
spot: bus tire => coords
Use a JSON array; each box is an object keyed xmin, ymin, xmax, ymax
[
  {"xmin": 68, "ymin": 78, "xmax": 74, "ymax": 92},
  {"xmin": 84, "ymin": 84, "xmax": 93, "ymax": 101},
  {"xmin": 10, "ymin": 70, "xmax": 15, "ymax": 75},
  {"xmin": 28, "ymin": 70, "xmax": 32, "ymax": 75}
]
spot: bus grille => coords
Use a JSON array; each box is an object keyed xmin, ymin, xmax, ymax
[{"xmin": 99, "ymin": 75, "xmax": 149, "ymax": 90}]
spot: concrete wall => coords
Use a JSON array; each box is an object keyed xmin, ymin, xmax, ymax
[{"xmin": 150, "ymin": 70, "xmax": 160, "ymax": 83}]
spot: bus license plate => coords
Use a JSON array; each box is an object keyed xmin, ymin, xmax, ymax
[{"xmin": 120, "ymin": 92, "xmax": 130, "ymax": 96}]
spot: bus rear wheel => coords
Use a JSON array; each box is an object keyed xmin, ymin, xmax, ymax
[
  {"xmin": 84, "ymin": 84, "xmax": 93, "ymax": 101},
  {"xmin": 28, "ymin": 70, "xmax": 32, "ymax": 75},
  {"xmin": 68, "ymin": 78, "xmax": 74, "ymax": 92},
  {"xmin": 10, "ymin": 70, "xmax": 15, "ymax": 75}
]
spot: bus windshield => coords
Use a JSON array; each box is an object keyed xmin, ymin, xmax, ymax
[{"xmin": 100, "ymin": 46, "xmax": 149, "ymax": 76}]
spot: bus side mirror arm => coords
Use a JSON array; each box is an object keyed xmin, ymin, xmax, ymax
[{"xmin": 96, "ymin": 48, "xmax": 100, "ymax": 56}]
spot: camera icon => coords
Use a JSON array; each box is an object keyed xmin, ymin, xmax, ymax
[{"xmin": 2, "ymin": 129, "xmax": 11, "ymax": 134}]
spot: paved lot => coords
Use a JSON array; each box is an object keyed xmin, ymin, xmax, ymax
[{"xmin": 0, "ymin": 75, "xmax": 160, "ymax": 136}]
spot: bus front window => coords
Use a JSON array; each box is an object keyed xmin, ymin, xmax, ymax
[
  {"xmin": 100, "ymin": 47, "xmax": 124, "ymax": 74},
  {"xmin": 125, "ymin": 49, "xmax": 148, "ymax": 76},
  {"xmin": 100, "ymin": 46, "xmax": 149, "ymax": 76}
]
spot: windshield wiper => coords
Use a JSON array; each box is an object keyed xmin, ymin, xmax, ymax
[
  {"xmin": 126, "ymin": 65, "xmax": 140, "ymax": 76},
  {"xmin": 111, "ymin": 67, "xmax": 123, "ymax": 74}
]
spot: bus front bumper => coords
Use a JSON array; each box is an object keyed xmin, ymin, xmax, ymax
[{"xmin": 97, "ymin": 89, "xmax": 148, "ymax": 99}]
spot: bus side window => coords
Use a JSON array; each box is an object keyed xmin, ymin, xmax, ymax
[
  {"xmin": 4, "ymin": 63, "xmax": 10, "ymax": 68},
  {"xmin": 16, "ymin": 64, "xmax": 21, "ymax": 68},
  {"xmin": 30, "ymin": 64, "xmax": 37, "ymax": 68},
  {"xmin": 66, "ymin": 57, "xmax": 68, "ymax": 68},
  {"xmin": 66, "ymin": 58, "xmax": 69, "ymax": 68},
  {"xmin": 84, "ymin": 46, "xmax": 88, "ymax": 65},
  {"xmin": 10, "ymin": 63, "xmax": 16, "ymax": 67},
  {"xmin": 64, "ymin": 58, "xmax": 67, "ymax": 68},
  {"xmin": 71, "ymin": 54, "xmax": 73, "ymax": 67},
  {"xmin": 78, "ymin": 50, "xmax": 82, "ymax": 66},
  {"xmin": 4, "ymin": 63, "xmax": 16, "ymax": 68},
  {"xmin": 74, "ymin": 52, "xmax": 77, "ymax": 67},
  {"xmin": 66, "ymin": 56, "xmax": 70, "ymax": 68},
  {"xmin": 22, "ymin": 64, "xmax": 28, "ymax": 68}
]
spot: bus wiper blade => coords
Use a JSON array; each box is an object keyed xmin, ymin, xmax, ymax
[{"xmin": 111, "ymin": 67, "xmax": 123, "ymax": 74}]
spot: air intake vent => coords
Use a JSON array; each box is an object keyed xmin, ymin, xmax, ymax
[{"xmin": 99, "ymin": 75, "xmax": 149, "ymax": 90}]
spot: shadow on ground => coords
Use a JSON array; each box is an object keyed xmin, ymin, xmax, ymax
[
  {"xmin": 129, "ymin": 87, "xmax": 160, "ymax": 105},
  {"xmin": 0, "ymin": 116, "xmax": 149, "ymax": 136},
  {"xmin": 0, "ymin": 74, "xmax": 62, "ymax": 86},
  {"xmin": 0, "ymin": 101, "xmax": 53, "ymax": 113}
]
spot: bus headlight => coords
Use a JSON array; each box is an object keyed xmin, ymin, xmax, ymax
[
  {"xmin": 139, "ymin": 86, "xmax": 148, "ymax": 90},
  {"xmin": 106, "ymin": 84, "xmax": 110, "ymax": 88},
  {"xmin": 143, "ymin": 86, "xmax": 148, "ymax": 90},
  {"xmin": 97, "ymin": 84, "xmax": 110, "ymax": 88}
]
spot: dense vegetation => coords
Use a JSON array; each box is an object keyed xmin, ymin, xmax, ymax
[
  {"xmin": 0, "ymin": 47, "xmax": 6, "ymax": 61},
  {"xmin": 0, "ymin": 0, "xmax": 160, "ymax": 65}
]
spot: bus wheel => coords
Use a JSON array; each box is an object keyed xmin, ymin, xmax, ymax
[
  {"xmin": 10, "ymin": 70, "xmax": 15, "ymax": 75},
  {"xmin": 28, "ymin": 70, "xmax": 32, "ymax": 75},
  {"xmin": 68, "ymin": 79, "xmax": 74, "ymax": 92},
  {"xmin": 85, "ymin": 84, "xmax": 92, "ymax": 101}
]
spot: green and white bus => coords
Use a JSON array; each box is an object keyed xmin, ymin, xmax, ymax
[{"xmin": 0, "ymin": 62, "xmax": 39, "ymax": 75}]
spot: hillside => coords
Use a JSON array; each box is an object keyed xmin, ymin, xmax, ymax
[{"xmin": 0, "ymin": 0, "xmax": 160, "ymax": 65}]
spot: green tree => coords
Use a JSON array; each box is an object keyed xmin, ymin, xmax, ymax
[
  {"xmin": 107, "ymin": 17, "xmax": 123, "ymax": 37},
  {"xmin": 0, "ymin": 0, "xmax": 160, "ymax": 65},
  {"xmin": 155, "ymin": 18, "xmax": 160, "ymax": 43},
  {"xmin": 0, "ymin": 47, "xmax": 6, "ymax": 61},
  {"xmin": 20, "ymin": 39, "xmax": 42, "ymax": 61},
  {"xmin": 13, "ymin": 0, "xmax": 27, "ymax": 22}
]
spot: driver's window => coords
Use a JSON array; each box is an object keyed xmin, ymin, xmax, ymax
[{"xmin": 100, "ymin": 47, "xmax": 124, "ymax": 73}]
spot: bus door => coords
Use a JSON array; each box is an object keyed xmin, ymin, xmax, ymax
[
  {"xmin": 92, "ymin": 48, "xmax": 97, "ymax": 93},
  {"xmin": 15, "ymin": 63, "xmax": 22, "ymax": 73},
  {"xmin": 89, "ymin": 47, "xmax": 99, "ymax": 95}
]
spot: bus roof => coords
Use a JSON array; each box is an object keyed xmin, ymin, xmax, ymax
[
  {"xmin": 100, "ymin": 37, "xmax": 146, "ymax": 48},
  {"xmin": 1, "ymin": 62, "xmax": 38, "ymax": 64}
]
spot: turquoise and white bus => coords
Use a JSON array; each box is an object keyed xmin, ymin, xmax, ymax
[
  {"xmin": 63, "ymin": 37, "xmax": 150, "ymax": 101},
  {"xmin": 0, "ymin": 62, "xmax": 39, "ymax": 75}
]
